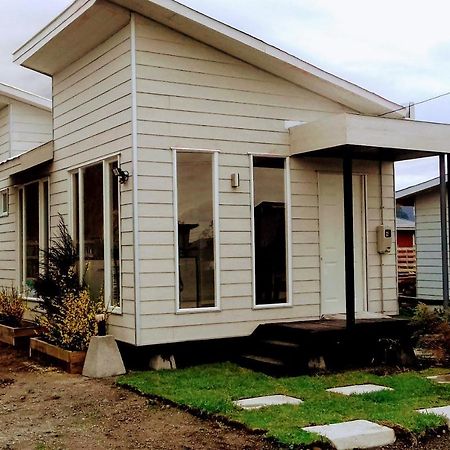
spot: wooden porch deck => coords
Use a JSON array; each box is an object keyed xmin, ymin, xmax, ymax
[{"xmin": 239, "ymin": 317, "xmax": 416, "ymax": 376}]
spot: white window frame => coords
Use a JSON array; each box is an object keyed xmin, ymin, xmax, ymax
[
  {"xmin": 0, "ymin": 189, "xmax": 8, "ymax": 217},
  {"xmin": 70, "ymin": 156, "xmax": 122, "ymax": 314},
  {"xmin": 18, "ymin": 178, "xmax": 50, "ymax": 299},
  {"xmin": 172, "ymin": 147, "xmax": 221, "ymax": 314},
  {"xmin": 250, "ymin": 154, "xmax": 293, "ymax": 310}
]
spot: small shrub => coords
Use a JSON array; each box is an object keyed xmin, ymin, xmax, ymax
[
  {"xmin": 33, "ymin": 215, "xmax": 108, "ymax": 352},
  {"xmin": 34, "ymin": 215, "xmax": 83, "ymax": 319},
  {"xmin": 36, "ymin": 289, "xmax": 104, "ymax": 352},
  {"xmin": 0, "ymin": 287, "xmax": 26, "ymax": 327},
  {"xmin": 410, "ymin": 303, "xmax": 450, "ymax": 364}
]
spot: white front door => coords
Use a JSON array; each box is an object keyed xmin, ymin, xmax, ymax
[{"xmin": 318, "ymin": 172, "xmax": 367, "ymax": 315}]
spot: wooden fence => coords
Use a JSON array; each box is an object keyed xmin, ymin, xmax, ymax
[{"xmin": 397, "ymin": 247, "xmax": 416, "ymax": 279}]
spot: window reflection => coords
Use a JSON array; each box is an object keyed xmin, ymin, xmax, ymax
[
  {"xmin": 177, "ymin": 152, "xmax": 215, "ymax": 309},
  {"xmin": 253, "ymin": 157, "xmax": 287, "ymax": 305},
  {"xmin": 83, "ymin": 163, "xmax": 104, "ymax": 301}
]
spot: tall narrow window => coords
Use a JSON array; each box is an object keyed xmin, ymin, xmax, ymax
[
  {"xmin": 0, "ymin": 189, "xmax": 8, "ymax": 216},
  {"xmin": 83, "ymin": 163, "xmax": 104, "ymax": 301},
  {"xmin": 253, "ymin": 157, "xmax": 287, "ymax": 305},
  {"xmin": 176, "ymin": 151, "xmax": 216, "ymax": 309},
  {"xmin": 109, "ymin": 161, "xmax": 121, "ymax": 307},
  {"xmin": 72, "ymin": 158, "xmax": 121, "ymax": 309},
  {"xmin": 19, "ymin": 180, "xmax": 49, "ymax": 296}
]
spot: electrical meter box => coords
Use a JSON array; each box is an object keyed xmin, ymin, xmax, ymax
[{"xmin": 377, "ymin": 225, "xmax": 393, "ymax": 254}]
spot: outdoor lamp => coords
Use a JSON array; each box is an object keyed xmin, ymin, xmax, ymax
[{"xmin": 112, "ymin": 166, "xmax": 130, "ymax": 184}]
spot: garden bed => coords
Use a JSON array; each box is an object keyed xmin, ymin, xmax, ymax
[
  {"xmin": 29, "ymin": 337, "xmax": 86, "ymax": 374},
  {"xmin": 0, "ymin": 320, "xmax": 38, "ymax": 347},
  {"xmin": 118, "ymin": 363, "xmax": 450, "ymax": 447}
]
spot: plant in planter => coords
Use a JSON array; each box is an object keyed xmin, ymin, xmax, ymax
[
  {"xmin": 0, "ymin": 286, "xmax": 26, "ymax": 327},
  {"xmin": 0, "ymin": 287, "xmax": 37, "ymax": 347},
  {"xmin": 30, "ymin": 216, "xmax": 107, "ymax": 373},
  {"xmin": 410, "ymin": 303, "xmax": 450, "ymax": 365}
]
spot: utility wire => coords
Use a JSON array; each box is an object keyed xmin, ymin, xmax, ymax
[{"xmin": 378, "ymin": 91, "xmax": 450, "ymax": 117}]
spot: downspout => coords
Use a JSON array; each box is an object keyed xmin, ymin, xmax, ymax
[
  {"xmin": 379, "ymin": 160, "xmax": 385, "ymax": 314},
  {"xmin": 131, "ymin": 13, "xmax": 141, "ymax": 346}
]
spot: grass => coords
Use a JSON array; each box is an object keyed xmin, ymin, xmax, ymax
[{"xmin": 118, "ymin": 363, "xmax": 450, "ymax": 447}]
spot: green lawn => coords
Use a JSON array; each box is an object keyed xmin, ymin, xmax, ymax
[{"xmin": 118, "ymin": 364, "xmax": 450, "ymax": 447}]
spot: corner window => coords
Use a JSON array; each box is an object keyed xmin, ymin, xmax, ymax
[
  {"xmin": 0, "ymin": 189, "xmax": 8, "ymax": 216},
  {"xmin": 175, "ymin": 150, "xmax": 219, "ymax": 310},
  {"xmin": 18, "ymin": 180, "xmax": 49, "ymax": 296},
  {"xmin": 72, "ymin": 159, "xmax": 121, "ymax": 310}
]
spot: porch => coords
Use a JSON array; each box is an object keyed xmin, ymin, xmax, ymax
[
  {"xmin": 289, "ymin": 113, "xmax": 450, "ymax": 328},
  {"xmin": 240, "ymin": 316, "xmax": 414, "ymax": 375}
]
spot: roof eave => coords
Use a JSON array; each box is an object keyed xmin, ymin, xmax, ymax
[
  {"xmin": 14, "ymin": 0, "xmax": 405, "ymax": 117},
  {"xmin": 0, "ymin": 83, "xmax": 51, "ymax": 111}
]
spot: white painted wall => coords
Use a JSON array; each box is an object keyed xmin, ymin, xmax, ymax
[
  {"xmin": 50, "ymin": 24, "xmax": 135, "ymax": 344},
  {"xmin": 415, "ymin": 189, "xmax": 445, "ymax": 300},
  {"xmin": 134, "ymin": 14, "xmax": 398, "ymax": 345}
]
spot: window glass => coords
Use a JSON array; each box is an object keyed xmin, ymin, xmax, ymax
[
  {"xmin": 83, "ymin": 163, "xmax": 104, "ymax": 301},
  {"xmin": 73, "ymin": 160, "xmax": 121, "ymax": 309},
  {"xmin": 0, "ymin": 190, "xmax": 8, "ymax": 216},
  {"xmin": 177, "ymin": 152, "xmax": 215, "ymax": 309},
  {"xmin": 110, "ymin": 161, "xmax": 121, "ymax": 307},
  {"xmin": 24, "ymin": 182, "xmax": 40, "ymax": 294},
  {"xmin": 253, "ymin": 157, "xmax": 287, "ymax": 305}
]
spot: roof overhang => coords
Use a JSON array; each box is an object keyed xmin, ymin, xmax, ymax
[
  {"xmin": 0, "ymin": 141, "xmax": 54, "ymax": 176},
  {"xmin": 0, "ymin": 83, "xmax": 51, "ymax": 111},
  {"xmin": 396, "ymin": 176, "xmax": 445, "ymax": 200},
  {"xmin": 290, "ymin": 114, "xmax": 450, "ymax": 161},
  {"xmin": 14, "ymin": 0, "xmax": 405, "ymax": 118},
  {"xmin": 13, "ymin": 0, "xmax": 130, "ymax": 76}
]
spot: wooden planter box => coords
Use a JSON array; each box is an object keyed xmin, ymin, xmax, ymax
[
  {"xmin": 29, "ymin": 337, "xmax": 86, "ymax": 374},
  {"xmin": 0, "ymin": 320, "xmax": 38, "ymax": 347}
]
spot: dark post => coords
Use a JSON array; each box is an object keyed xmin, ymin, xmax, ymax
[
  {"xmin": 439, "ymin": 154, "xmax": 449, "ymax": 308},
  {"xmin": 343, "ymin": 154, "xmax": 355, "ymax": 329}
]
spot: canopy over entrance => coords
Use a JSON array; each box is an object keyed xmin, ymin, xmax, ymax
[
  {"xmin": 289, "ymin": 113, "xmax": 450, "ymax": 329},
  {"xmin": 290, "ymin": 113, "xmax": 450, "ymax": 161}
]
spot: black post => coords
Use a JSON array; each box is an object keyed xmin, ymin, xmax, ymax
[
  {"xmin": 444, "ymin": 154, "xmax": 450, "ymax": 310},
  {"xmin": 439, "ymin": 154, "xmax": 449, "ymax": 308},
  {"xmin": 343, "ymin": 155, "xmax": 355, "ymax": 329}
]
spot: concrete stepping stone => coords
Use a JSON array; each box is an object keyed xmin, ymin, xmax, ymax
[
  {"xmin": 427, "ymin": 374, "xmax": 450, "ymax": 384},
  {"xmin": 303, "ymin": 420, "xmax": 396, "ymax": 450},
  {"xmin": 233, "ymin": 394, "xmax": 303, "ymax": 410},
  {"xmin": 417, "ymin": 405, "xmax": 450, "ymax": 425},
  {"xmin": 327, "ymin": 384, "xmax": 393, "ymax": 396}
]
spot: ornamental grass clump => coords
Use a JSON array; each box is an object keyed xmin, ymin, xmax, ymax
[{"xmin": 0, "ymin": 286, "xmax": 26, "ymax": 327}]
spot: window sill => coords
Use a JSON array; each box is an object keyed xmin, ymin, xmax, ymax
[
  {"xmin": 176, "ymin": 306, "xmax": 221, "ymax": 315},
  {"xmin": 253, "ymin": 303, "xmax": 293, "ymax": 310}
]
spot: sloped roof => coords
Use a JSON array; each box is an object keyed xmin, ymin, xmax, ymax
[
  {"xmin": 396, "ymin": 176, "xmax": 445, "ymax": 200},
  {"xmin": 0, "ymin": 82, "xmax": 51, "ymax": 111},
  {"xmin": 14, "ymin": 0, "xmax": 405, "ymax": 117}
]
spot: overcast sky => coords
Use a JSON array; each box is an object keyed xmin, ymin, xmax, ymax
[{"xmin": 1, "ymin": 0, "xmax": 450, "ymax": 189}]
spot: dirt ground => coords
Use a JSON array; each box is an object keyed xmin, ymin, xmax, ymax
[
  {"xmin": 0, "ymin": 344, "xmax": 275, "ymax": 450},
  {"xmin": 1, "ymin": 343, "xmax": 449, "ymax": 450}
]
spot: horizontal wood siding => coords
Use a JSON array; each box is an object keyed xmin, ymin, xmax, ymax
[
  {"xmin": 51, "ymin": 24, "xmax": 135, "ymax": 344},
  {"xmin": 0, "ymin": 162, "xmax": 19, "ymax": 287},
  {"xmin": 134, "ymin": 14, "xmax": 398, "ymax": 345},
  {"xmin": 9, "ymin": 102, "xmax": 52, "ymax": 157},
  {"xmin": 0, "ymin": 106, "xmax": 9, "ymax": 161},
  {"xmin": 415, "ymin": 189, "xmax": 445, "ymax": 300}
]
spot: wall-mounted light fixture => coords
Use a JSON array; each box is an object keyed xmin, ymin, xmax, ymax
[
  {"xmin": 231, "ymin": 173, "xmax": 240, "ymax": 188},
  {"xmin": 112, "ymin": 166, "xmax": 130, "ymax": 184}
]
